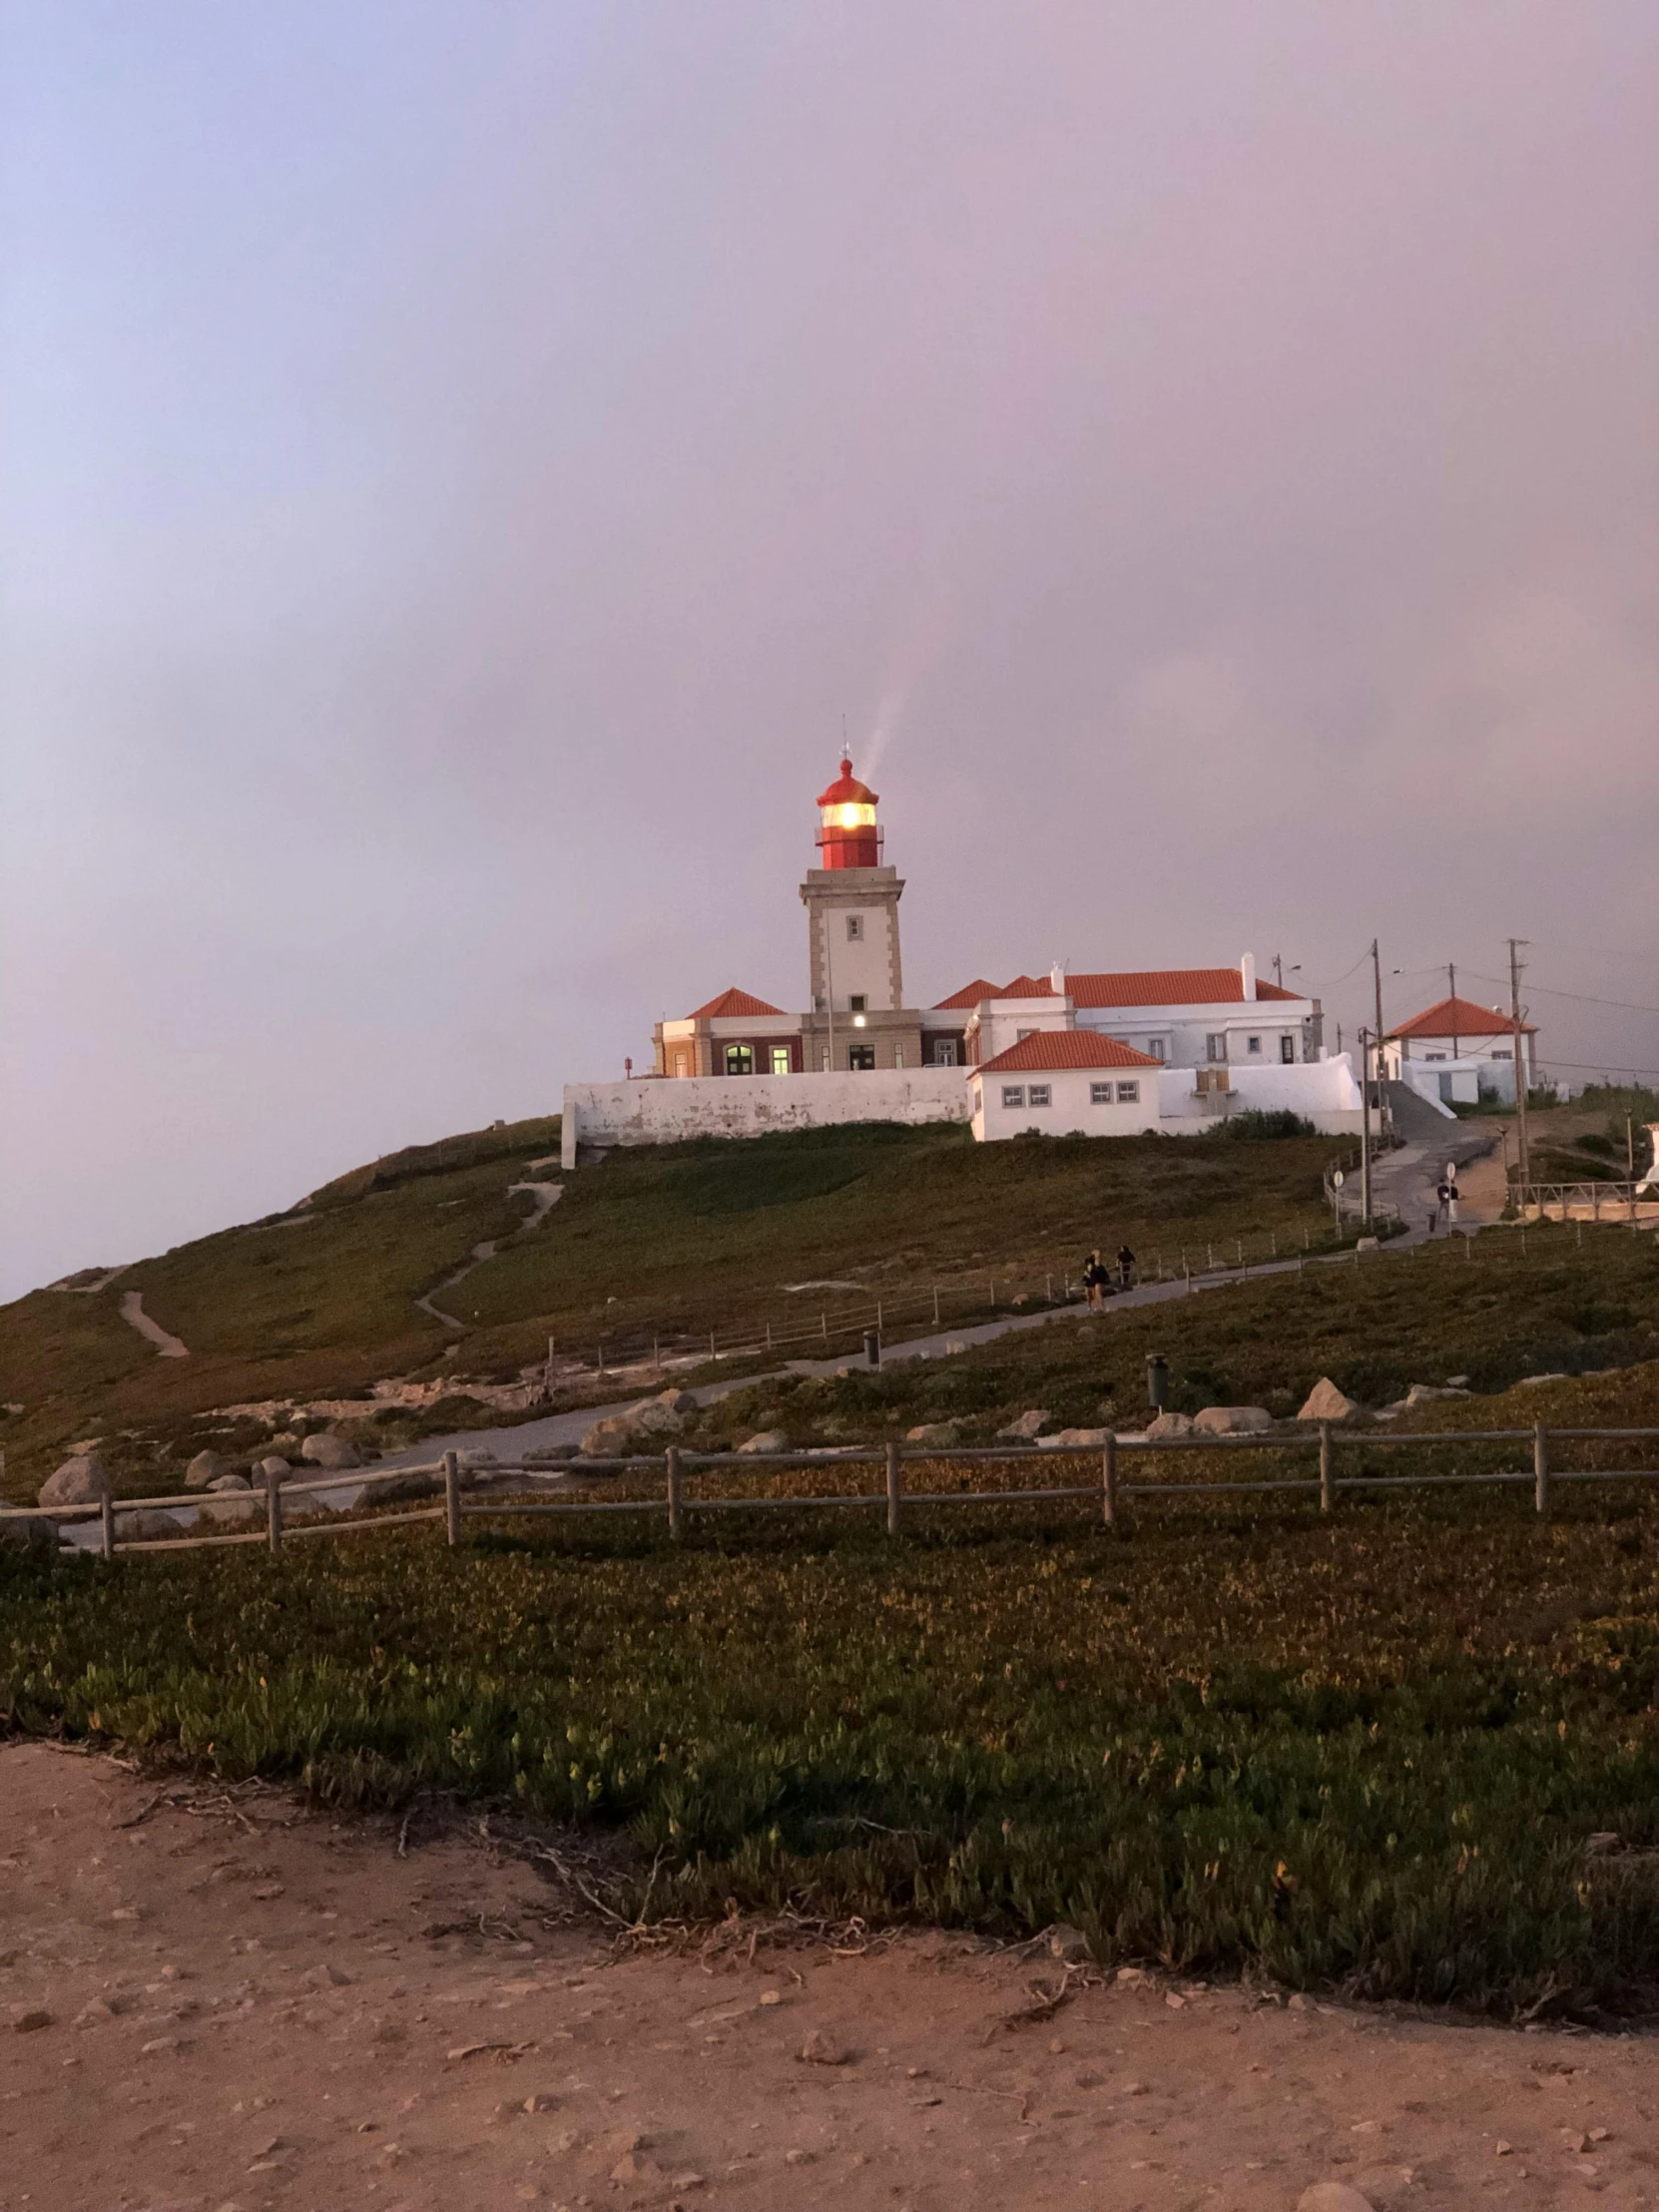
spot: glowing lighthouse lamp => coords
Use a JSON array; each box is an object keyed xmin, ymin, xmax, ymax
[{"xmin": 816, "ymin": 758, "xmax": 882, "ymax": 870}]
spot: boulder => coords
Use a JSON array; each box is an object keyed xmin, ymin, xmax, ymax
[
  {"xmin": 625, "ymin": 1399, "xmax": 685, "ymax": 1435},
  {"xmin": 997, "ymin": 1409, "xmax": 1050, "ymax": 1440},
  {"xmin": 1192, "ymin": 1405, "xmax": 1274, "ymax": 1435},
  {"xmin": 39, "ymin": 1453, "xmax": 111, "ymax": 1508},
  {"xmin": 1402, "ymin": 1382, "xmax": 1472, "ymax": 1408},
  {"xmin": 579, "ymin": 1416, "xmax": 643, "ymax": 1457},
  {"xmin": 0, "ymin": 1514, "xmax": 59, "ymax": 1558},
  {"xmin": 1037, "ymin": 1427, "xmax": 1107, "ymax": 1449},
  {"xmin": 114, "ymin": 1509, "xmax": 186, "ymax": 1544},
  {"xmin": 199, "ymin": 1494, "xmax": 260, "ymax": 1526},
  {"xmin": 1144, "ymin": 1410, "xmax": 1194, "ymax": 1439},
  {"xmin": 522, "ymin": 1444, "xmax": 580, "ymax": 1465},
  {"xmin": 1297, "ymin": 2187, "xmax": 1377, "ymax": 2212},
  {"xmin": 253, "ymin": 1455, "xmax": 291, "ymax": 1489},
  {"xmin": 737, "ymin": 1430, "xmax": 790, "ymax": 1454},
  {"xmin": 206, "ymin": 1472, "xmax": 252, "ymax": 1492},
  {"xmin": 370, "ymin": 1467, "xmax": 442, "ymax": 1503},
  {"xmin": 904, "ymin": 1421, "xmax": 961, "ymax": 1446},
  {"xmin": 655, "ymin": 1388, "xmax": 697, "ymax": 1414},
  {"xmin": 299, "ymin": 1433, "xmax": 361, "ymax": 1470},
  {"xmin": 1298, "ymin": 1378, "xmax": 1359, "ymax": 1423},
  {"xmin": 457, "ymin": 1447, "xmax": 497, "ymax": 1470},
  {"xmin": 185, "ymin": 1448, "xmax": 233, "ymax": 1490}
]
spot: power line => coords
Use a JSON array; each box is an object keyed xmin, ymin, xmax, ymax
[
  {"xmin": 1461, "ymin": 969, "xmax": 1659, "ymax": 1020},
  {"xmin": 1537, "ymin": 1058, "xmax": 1659, "ymax": 1078}
]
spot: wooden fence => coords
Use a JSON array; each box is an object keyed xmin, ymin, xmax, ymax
[{"xmin": 9, "ymin": 1424, "xmax": 1659, "ymax": 1559}]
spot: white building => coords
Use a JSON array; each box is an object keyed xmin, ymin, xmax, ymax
[{"xmin": 1382, "ymin": 994, "xmax": 1537, "ymax": 1108}]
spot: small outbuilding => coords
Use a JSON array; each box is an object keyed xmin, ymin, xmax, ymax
[
  {"xmin": 970, "ymin": 1031, "xmax": 1163, "ymax": 1141},
  {"xmin": 1382, "ymin": 994, "xmax": 1536, "ymax": 1107}
]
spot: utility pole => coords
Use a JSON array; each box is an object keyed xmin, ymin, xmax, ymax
[
  {"xmin": 1359, "ymin": 1025, "xmax": 1373, "ymax": 1224},
  {"xmin": 1272, "ymin": 953, "xmax": 1283, "ymax": 988},
  {"xmin": 1508, "ymin": 938, "xmax": 1530, "ymax": 1205},
  {"xmin": 1372, "ymin": 940, "xmax": 1387, "ymax": 1140},
  {"xmin": 1448, "ymin": 962, "xmax": 1459, "ymax": 1059}
]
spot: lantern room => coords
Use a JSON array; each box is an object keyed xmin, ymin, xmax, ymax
[{"xmin": 816, "ymin": 758, "xmax": 882, "ymax": 869}]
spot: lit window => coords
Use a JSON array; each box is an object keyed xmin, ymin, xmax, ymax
[
  {"xmin": 826, "ymin": 802, "xmax": 875, "ymax": 830},
  {"xmin": 848, "ymin": 1045, "xmax": 875, "ymax": 1070},
  {"xmin": 1090, "ymin": 1082, "xmax": 1112, "ymax": 1105},
  {"xmin": 1001, "ymin": 1085, "xmax": 1025, "ymax": 1109},
  {"xmin": 770, "ymin": 1047, "xmax": 791, "ymax": 1075},
  {"xmin": 724, "ymin": 1045, "xmax": 754, "ymax": 1076},
  {"xmin": 1247, "ymin": 1035, "xmax": 1262, "ymax": 1055},
  {"xmin": 845, "ymin": 914, "xmax": 863, "ymax": 940},
  {"xmin": 893, "ymin": 1047, "xmax": 904, "ymax": 1068},
  {"xmin": 1027, "ymin": 1084, "xmax": 1051, "ymax": 1108},
  {"xmin": 1115, "ymin": 1080, "xmax": 1139, "ymax": 1103},
  {"xmin": 673, "ymin": 1051, "xmax": 688, "ymax": 1077},
  {"xmin": 820, "ymin": 1047, "xmax": 830, "ymax": 1070}
]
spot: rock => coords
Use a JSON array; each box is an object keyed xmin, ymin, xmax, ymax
[
  {"xmin": 626, "ymin": 1398, "xmax": 685, "ymax": 1435},
  {"xmin": 1402, "ymin": 1382, "xmax": 1472, "ymax": 1407},
  {"xmin": 1192, "ymin": 1405, "xmax": 1274, "ymax": 1435},
  {"xmin": 370, "ymin": 1468, "xmax": 443, "ymax": 1503},
  {"xmin": 522, "ymin": 1444, "xmax": 579, "ymax": 1465},
  {"xmin": 13, "ymin": 2009, "xmax": 52, "ymax": 2033},
  {"xmin": 253, "ymin": 1456, "xmax": 291, "ymax": 1489},
  {"xmin": 944, "ymin": 1340, "xmax": 967, "ymax": 1356},
  {"xmin": 737, "ymin": 1430, "xmax": 789, "ymax": 1454},
  {"xmin": 1356, "ymin": 1236, "xmax": 1380, "ymax": 1253},
  {"xmin": 579, "ymin": 1416, "xmax": 643, "ymax": 1457},
  {"xmin": 186, "ymin": 1448, "xmax": 233, "ymax": 1489},
  {"xmin": 199, "ymin": 1494, "xmax": 260, "ymax": 1526},
  {"xmin": 998, "ymin": 1409, "xmax": 1050, "ymax": 1440},
  {"xmin": 456, "ymin": 1447, "xmax": 496, "ymax": 1470},
  {"xmin": 797, "ymin": 2028, "xmax": 849, "ymax": 2065},
  {"xmin": 0, "ymin": 1514, "xmax": 59, "ymax": 1558},
  {"xmin": 1297, "ymin": 2188, "xmax": 1377, "ymax": 2212},
  {"xmin": 1037, "ymin": 1427, "xmax": 1106, "ymax": 1449},
  {"xmin": 905, "ymin": 1421, "xmax": 961, "ymax": 1446},
  {"xmin": 206, "ymin": 1471, "xmax": 252, "ymax": 1491},
  {"xmin": 1298, "ymin": 1379, "xmax": 1359, "ymax": 1422},
  {"xmin": 655, "ymin": 1389, "xmax": 697, "ymax": 1413},
  {"xmin": 299, "ymin": 1433, "xmax": 361, "ymax": 1469},
  {"xmin": 39, "ymin": 1453, "xmax": 111, "ymax": 1507},
  {"xmin": 114, "ymin": 1509, "xmax": 186, "ymax": 1543},
  {"xmin": 1144, "ymin": 1410, "xmax": 1194, "ymax": 1439}
]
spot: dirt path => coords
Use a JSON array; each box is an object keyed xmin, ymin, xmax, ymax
[
  {"xmin": 117, "ymin": 1289, "xmax": 189, "ymax": 1360},
  {"xmin": 415, "ymin": 1184, "xmax": 564, "ymax": 1334},
  {"xmin": 3, "ymin": 1743, "xmax": 1654, "ymax": 2212}
]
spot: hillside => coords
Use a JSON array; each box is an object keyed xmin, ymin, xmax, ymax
[{"xmin": 0, "ymin": 1113, "xmax": 1356, "ymax": 1497}]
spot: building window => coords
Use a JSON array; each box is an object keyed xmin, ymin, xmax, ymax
[
  {"xmin": 1205, "ymin": 1033, "xmax": 1227, "ymax": 1063},
  {"xmin": 770, "ymin": 1046, "xmax": 791, "ymax": 1075},
  {"xmin": 933, "ymin": 1040, "xmax": 957, "ymax": 1067},
  {"xmin": 820, "ymin": 1047, "xmax": 830, "ymax": 1071},
  {"xmin": 1425, "ymin": 1052, "xmax": 1446, "ymax": 1062},
  {"xmin": 1027, "ymin": 1084, "xmax": 1051, "ymax": 1107},
  {"xmin": 673, "ymin": 1051, "xmax": 688, "ymax": 1077},
  {"xmin": 972, "ymin": 1085, "xmax": 982, "ymax": 1114},
  {"xmin": 1146, "ymin": 1037, "xmax": 1166, "ymax": 1061},
  {"xmin": 849, "ymin": 993, "xmax": 866, "ymax": 1013},
  {"xmin": 893, "ymin": 1047, "xmax": 904, "ymax": 1068},
  {"xmin": 1116, "ymin": 1080, "xmax": 1140, "ymax": 1103},
  {"xmin": 1001, "ymin": 1085, "xmax": 1025, "ymax": 1109},
  {"xmin": 724, "ymin": 1045, "xmax": 754, "ymax": 1076},
  {"xmin": 848, "ymin": 1045, "xmax": 875, "ymax": 1071},
  {"xmin": 1280, "ymin": 1035, "xmax": 1295, "ymax": 1064},
  {"xmin": 1090, "ymin": 1082, "xmax": 1112, "ymax": 1105},
  {"xmin": 845, "ymin": 914, "xmax": 863, "ymax": 940},
  {"xmin": 1247, "ymin": 1035, "xmax": 1262, "ymax": 1055}
]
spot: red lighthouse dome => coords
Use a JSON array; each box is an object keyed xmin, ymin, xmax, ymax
[{"xmin": 815, "ymin": 757, "xmax": 882, "ymax": 869}]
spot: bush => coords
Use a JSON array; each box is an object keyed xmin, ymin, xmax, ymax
[{"xmin": 1204, "ymin": 1109, "xmax": 1316, "ymax": 1141}]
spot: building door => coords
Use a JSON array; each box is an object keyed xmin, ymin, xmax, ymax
[
  {"xmin": 1437, "ymin": 1072, "xmax": 1454, "ymax": 1104},
  {"xmin": 847, "ymin": 1045, "xmax": 875, "ymax": 1071},
  {"xmin": 1280, "ymin": 1035, "xmax": 1295, "ymax": 1064},
  {"xmin": 933, "ymin": 1040, "xmax": 957, "ymax": 1066}
]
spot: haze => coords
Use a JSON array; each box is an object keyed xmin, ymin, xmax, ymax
[{"xmin": 4, "ymin": 2, "xmax": 1657, "ymax": 1300}]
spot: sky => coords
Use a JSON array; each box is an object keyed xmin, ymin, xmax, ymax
[{"xmin": 3, "ymin": 1, "xmax": 1657, "ymax": 1300}]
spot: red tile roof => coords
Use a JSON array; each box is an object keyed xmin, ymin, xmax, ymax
[
  {"xmin": 932, "ymin": 977, "xmax": 1002, "ymax": 1011},
  {"xmin": 1387, "ymin": 994, "xmax": 1535, "ymax": 1041},
  {"xmin": 686, "ymin": 987, "xmax": 788, "ymax": 1020},
  {"xmin": 975, "ymin": 1032, "xmax": 1163, "ymax": 1076},
  {"xmin": 936, "ymin": 968, "xmax": 1304, "ymax": 1011}
]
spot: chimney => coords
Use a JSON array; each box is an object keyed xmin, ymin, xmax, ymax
[
  {"xmin": 1240, "ymin": 952, "xmax": 1257, "ymax": 1002},
  {"xmin": 1049, "ymin": 962, "xmax": 1065, "ymax": 995}
]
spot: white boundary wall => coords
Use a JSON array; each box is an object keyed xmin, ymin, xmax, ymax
[
  {"xmin": 562, "ymin": 1070, "xmax": 970, "ymax": 1166},
  {"xmin": 1155, "ymin": 1054, "xmax": 1364, "ymax": 1136}
]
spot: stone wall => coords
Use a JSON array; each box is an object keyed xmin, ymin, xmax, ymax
[{"xmin": 561, "ymin": 1068, "xmax": 970, "ymax": 1167}]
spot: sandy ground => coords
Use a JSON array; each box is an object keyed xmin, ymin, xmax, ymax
[{"xmin": 4, "ymin": 1744, "xmax": 1657, "ymax": 2212}]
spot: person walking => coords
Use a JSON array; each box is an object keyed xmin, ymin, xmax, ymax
[
  {"xmin": 1083, "ymin": 1249, "xmax": 1106, "ymax": 1309},
  {"xmin": 1116, "ymin": 1242, "xmax": 1136, "ymax": 1290}
]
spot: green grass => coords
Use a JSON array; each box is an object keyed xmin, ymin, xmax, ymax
[
  {"xmin": 11, "ymin": 1450, "xmax": 1659, "ymax": 2016},
  {"xmin": 0, "ymin": 1118, "xmax": 1355, "ymax": 1496}
]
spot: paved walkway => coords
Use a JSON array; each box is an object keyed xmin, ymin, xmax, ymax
[{"xmin": 117, "ymin": 1289, "xmax": 189, "ymax": 1360}]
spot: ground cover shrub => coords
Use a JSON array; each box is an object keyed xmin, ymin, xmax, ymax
[{"xmin": 9, "ymin": 1468, "xmax": 1659, "ymax": 2016}]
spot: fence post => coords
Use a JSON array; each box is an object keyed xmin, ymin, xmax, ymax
[
  {"xmin": 1319, "ymin": 1422, "xmax": 1334, "ymax": 1514},
  {"xmin": 100, "ymin": 1491, "xmax": 115, "ymax": 1562},
  {"xmin": 267, "ymin": 1469, "xmax": 283, "ymax": 1557},
  {"xmin": 1533, "ymin": 1422, "xmax": 1550, "ymax": 1517},
  {"xmin": 443, "ymin": 1450, "xmax": 460, "ymax": 1547},
  {"xmin": 1101, "ymin": 1432, "xmax": 1117, "ymax": 1528},
  {"xmin": 667, "ymin": 1445, "xmax": 683, "ymax": 1539},
  {"xmin": 932, "ymin": 1285, "xmax": 940, "ymax": 1326},
  {"xmin": 885, "ymin": 1440, "xmax": 901, "ymax": 1537}
]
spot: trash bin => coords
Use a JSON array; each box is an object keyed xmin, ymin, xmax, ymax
[
  {"xmin": 1146, "ymin": 1354, "xmax": 1169, "ymax": 1410},
  {"xmin": 863, "ymin": 1328, "xmax": 881, "ymax": 1370}
]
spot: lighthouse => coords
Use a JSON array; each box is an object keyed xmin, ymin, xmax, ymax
[{"xmin": 800, "ymin": 758, "xmax": 921, "ymax": 1072}]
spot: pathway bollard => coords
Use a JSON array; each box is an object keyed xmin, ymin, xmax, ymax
[
  {"xmin": 667, "ymin": 1445, "xmax": 683, "ymax": 1539},
  {"xmin": 443, "ymin": 1450, "xmax": 460, "ymax": 1546},
  {"xmin": 1319, "ymin": 1422, "xmax": 1335, "ymax": 1513},
  {"xmin": 267, "ymin": 1470, "xmax": 282, "ymax": 1557},
  {"xmin": 100, "ymin": 1493, "xmax": 114, "ymax": 1561},
  {"xmin": 886, "ymin": 1440, "xmax": 901, "ymax": 1536},
  {"xmin": 1534, "ymin": 1422, "xmax": 1551, "ymax": 1516},
  {"xmin": 1101, "ymin": 1433, "xmax": 1117, "ymax": 1528}
]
